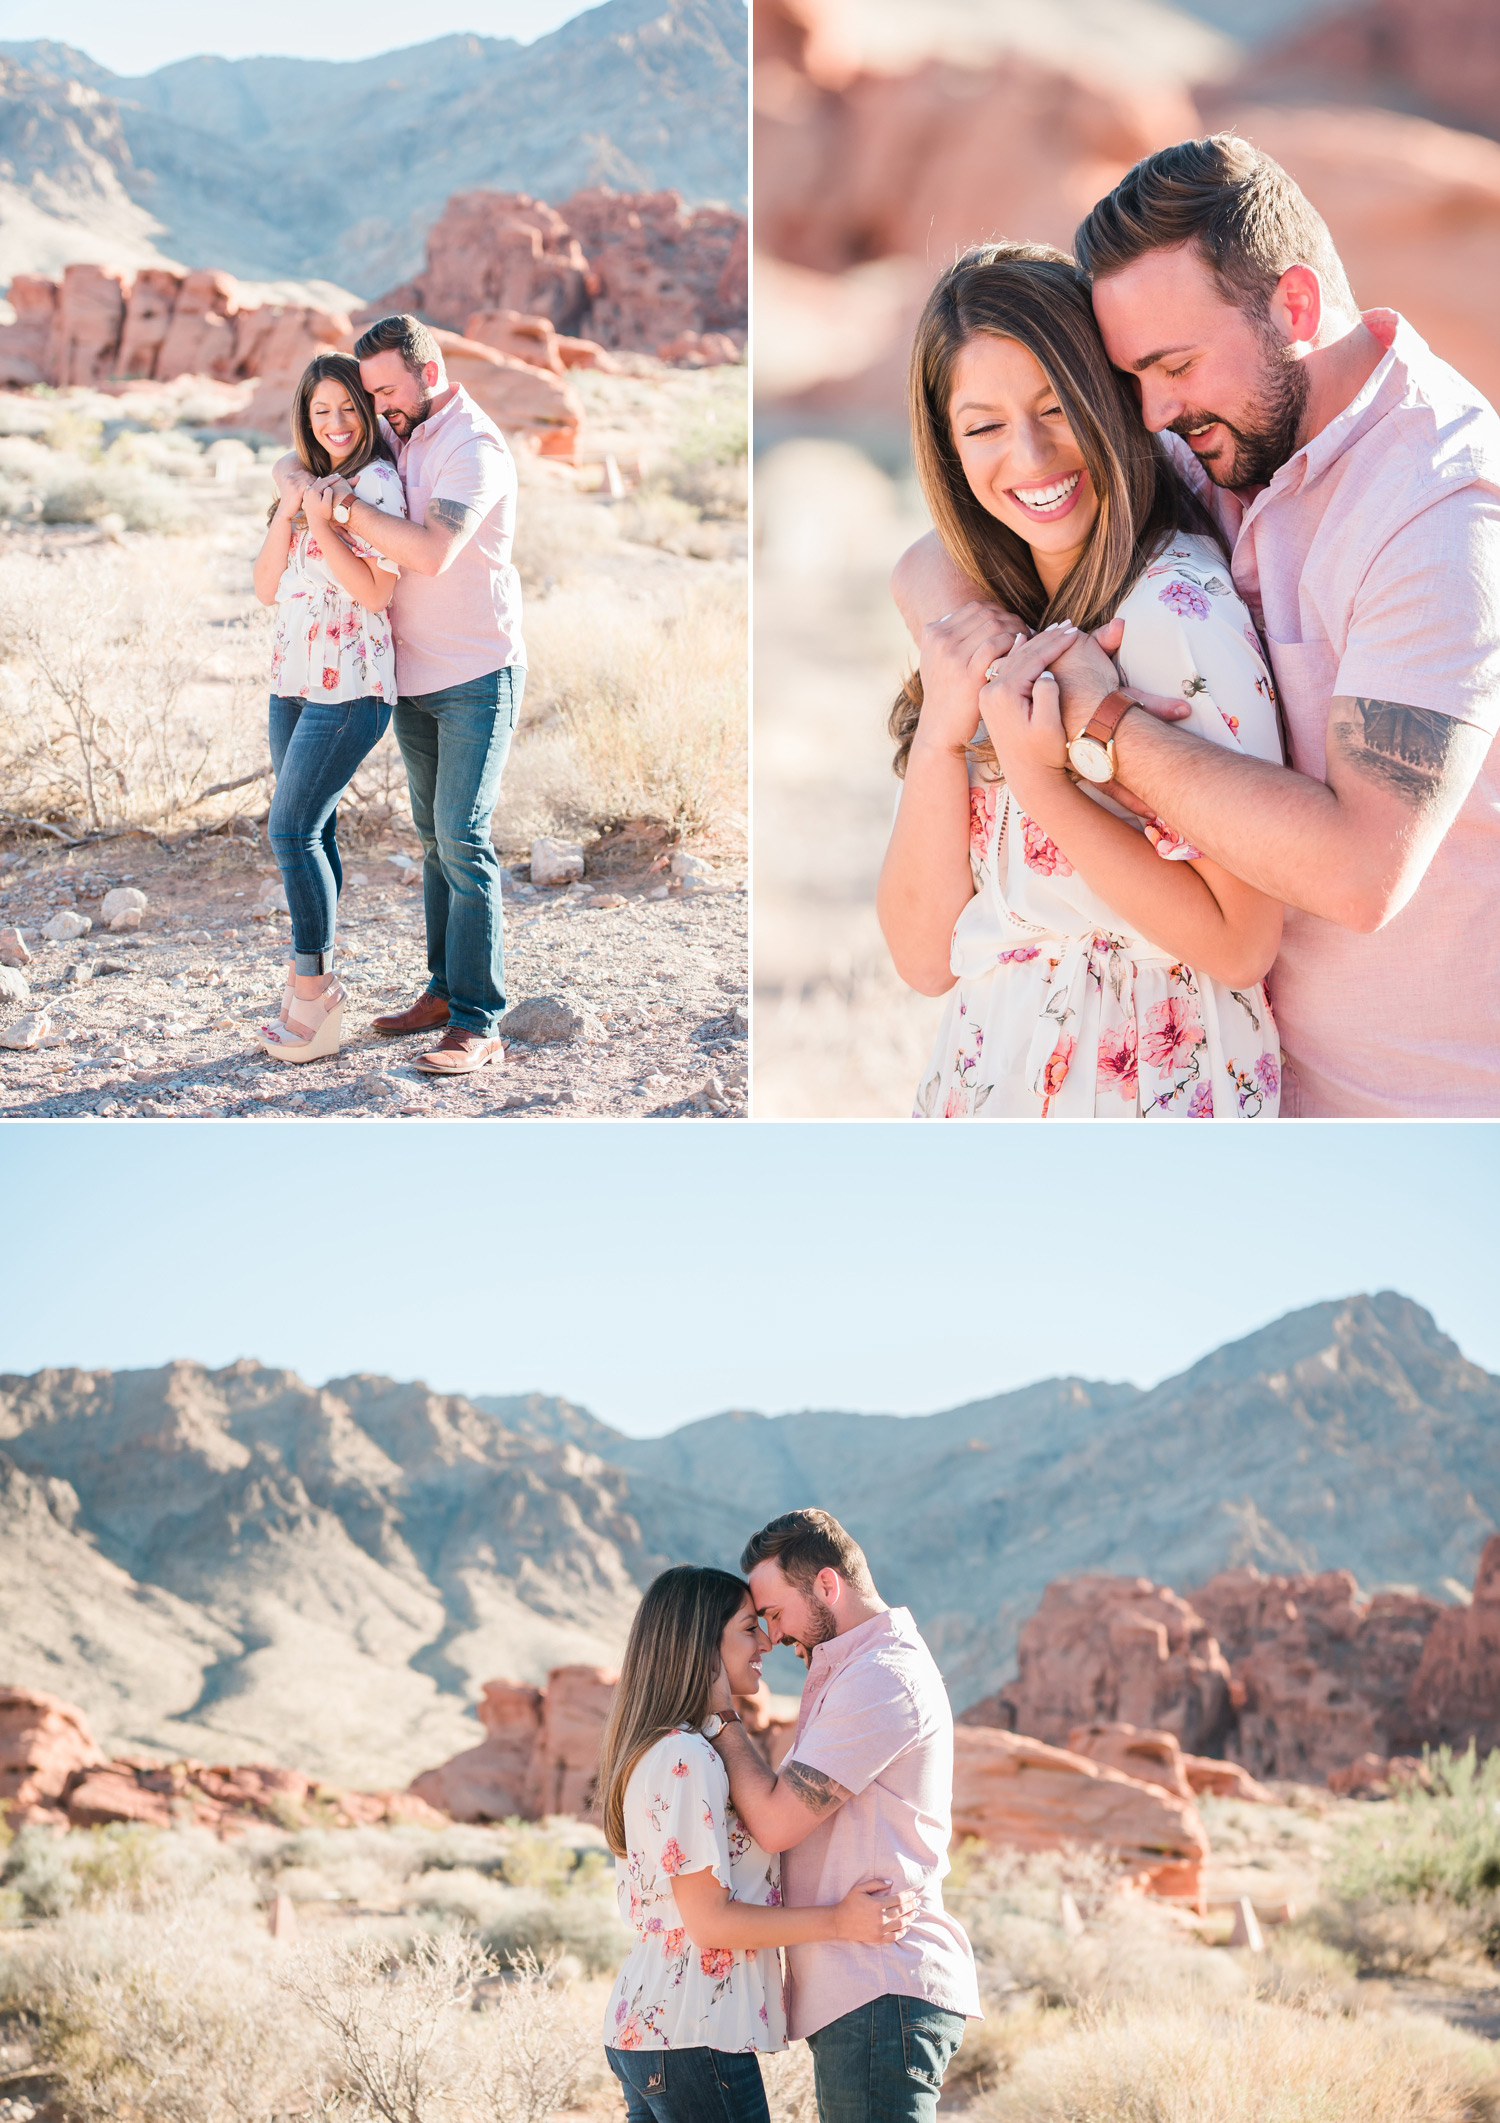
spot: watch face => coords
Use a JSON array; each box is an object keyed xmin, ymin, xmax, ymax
[
  {"xmin": 701, "ymin": 1713, "xmax": 723, "ymax": 1738},
  {"xmin": 1068, "ymin": 735, "xmax": 1114, "ymax": 784}
]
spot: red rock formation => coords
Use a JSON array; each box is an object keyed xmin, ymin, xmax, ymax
[
  {"xmin": 463, "ymin": 309, "xmax": 619, "ymax": 374},
  {"xmin": 0, "ymin": 1685, "xmax": 106, "ymax": 1828},
  {"xmin": 374, "ymin": 186, "xmax": 748, "ymax": 353},
  {"xmin": 1067, "ymin": 1720, "xmax": 1273, "ymax": 1804},
  {"xmin": 154, "ymin": 269, "xmax": 241, "ymax": 381},
  {"xmin": 1327, "ymin": 1752, "xmax": 1431, "ymax": 1797},
  {"xmin": 951, "ymin": 1726, "xmax": 1209, "ymax": 1899},
  {"xmin": 1190, "ymin": 1565, "xmax": 1443, "ymax": 1783},
  {"xmin": 48, "ymin": 264, "xmax": 130, "ymax": 388},
  {"xmin": 420, "ymin": 331, "xmax": 584, "ymax": 460},
  {"xmin": 117, "ymin": 267, "xmax": 184, "ymax": 380},
  {"xmin": 658, "ymin": 330, "xmax": 744, "ymax": 366},
  {"xmin": 1236, "ymin": 0, "xmax": 1500, "ymax": 142},
  {"xmin": 966, "ymin": 1575, "xmax": 1234, "ymax": 1756},
  {"xmin": 412, "ymin": 1668, "xmax": 799, "ymax": 1824},
  {"xmin": 0, "ymin": 276, "xmax": 58, "ymax": 386},
  {"xmin": 1405, "ymin": 1533, "xmax": 1500, "ymax": 1756}
]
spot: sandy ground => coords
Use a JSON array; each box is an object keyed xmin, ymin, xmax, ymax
[
  {"xmin": 752, "ymin": 440, "xmax": 942, "ymax": 1118},
  {"xmin": 0, "ymin": 837, "xmax": 746, "ymax": 1120}
]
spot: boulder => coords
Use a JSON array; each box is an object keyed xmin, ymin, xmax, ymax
[
  {"xmin": 41, "ymin": 911, "xmax": 91, "ymax": 941},
  {"xmin": 49, "ymin": 264, "xmax": 130, "ymax": 387},
  {"xmin": 99, "ymin": 887, "xmax": 147, "ymax": 924},
  {"xmin": 154, "ymin": 269, "xmax": 242, "ymax": 382},
  {"xmin": 497, "ymin": 995, "xmax": 592, "ymax": 1044},
  {"xmin": 531, "ymin": 836, "xmax": 586, "ymax": 886},
  {"xmin": 970, "ymin": 1574, "xmax": 1235, "ymax": 1756},
  {"xmin": 1236, "ymin": 0, "xmax": 1500, "ymax": 142},
  {"xmin": 1326, "ymin": 1751, "xmax": 1431, "ymax": 1797},
  {"xmin": 532, "ymin": 1663, "xmax": 621, "ymax": 1819},
  {"xmin": 118, "ymin": 268, "xmax": 185, "ymax": 380},
  {"xmin": 422, "ymin": 331, "xmax": 583, "ymax": 458},
  {"xmin": 556, "ymin": 334, "xmax": 618, "ymax": 372},
  {"xmin": 0, "ymin": 275, "xmax": 57, "ymax": 386},
  {"xmin": 0, "ymin": 1685, "xmax": 106, "ymax": 1827},
  {"xmin": 409, "ymin": 1679, "xmax": 545, "ymax": 1821},
  {"xmin": 1067, "ymin": 1719, "xmax": 1274, "ymax": 1806},
  {"xmin": 951, "ymin": 1725, "xmax": 1209, "ymax": 1899},
  {"xmin": 0, "ymin": 966, "xmax": 28, "ymax": 1004},
  {"xmin": 1404, "ymin": 1532, "xmax": 1500, "ymax": 1756},
  {"xmin": 658, "ymin": 330, "xmax": 744, "ymax": 365},
  {"xmin": 1189, "ymin": 1565, "xmax": 1444, "ymax": 1782},
  {"xmin": 0, "ymin": 1012, "xmax": 51, "ymax": 1050},
  {"xmin": 0, "ymin": 926, "xmax": 31, "ymax": 967},
  {"xmin": 464, "ymin": 308, "xmax": 566, "ymax": 372}
]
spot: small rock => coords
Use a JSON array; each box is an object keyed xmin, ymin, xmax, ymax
[
  {"xmin": 585, "ymin": 892, "xmax": 626, "ymax": 910},
  {"xmin": 42, "ymin": 910, "xmax": 92, "ymax": 941},
  {"xmin": 645, "ymin": 884, "xmax": 670, "ymax": 902},
  {"xmin": 64, "ymin": 961, "xmax": 94, "ymax": 985},
  {"xmin": 100, "ymin": 887, "xmax": 147, "ymax": 924},
  {"xmin": 530, "ymin": 836, "xmax": 585, "ymax": 887},
  {"xmin": 109, "ymin": 907, "xmax": 143, "ymax": 932},
  {"xmin": 0, "ymin": 1011, "xmax": 51, "ymax": 1050},
  {"xmin": 255, "ymin": 880, "xmax": 290, "ymax": 912},
  {"xmin": 162, "ymin": 1020, "xmax": 190, "ymax": 1037},
  {"xmin": 182, "ymin": 929, "xmax": 212, "ymax": 945},
  {"xmin": 94, "ymin": 957, "xmax": 136, "ymax": 976},
  {"xmin": 0, "ymin": 964, "xmax": 29, "ymax": 1003},
  {"xmin": 670, "ymin": 850, "xmax": 710, "ymax": 880},
  {"xmin": 501, "ymin": 994, "xmax": 606, "ymax": 1044},
  {"xmin": 0, "ymin": 925, "xmax": 31, "ymax": 967}
]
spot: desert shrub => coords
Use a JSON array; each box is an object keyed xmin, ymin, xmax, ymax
[
  {"xmin": 497, "ymin": 572, "xmax": 746, "ymax": 844},
  {"xmin": 478, "ymin": 1885, "xmax": 631, "ymax": 1977},
  {"xmin": 39, "ymin": 461, "xmax": 198, "ymax": 533},
  {"xmin": 1313, "ymin": 1745, "xmax": 1500, "ymax": 1972},
  {"xmin": 972, "ymin": 1999, "xmax": 1500, "ymax": 2123},
  {"xmin": 2, "ymin": 1825, "xmax": 77, "ymax": 1917},
  {"xmin": 69, "ymin": 1825, "xmax": 161, "ymax": 1905}
]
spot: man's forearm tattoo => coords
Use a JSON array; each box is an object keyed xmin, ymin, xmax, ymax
[
  {"xmin": 1331, "ymin": 697, "xmax": 1466, "ymax": 807},
  {"xmin": 428, "ymin": 496, "xmax": 483, "ymax": 540},
  {"xmin": 781, "ymin": 1760, "xmax": 851, "ymax": 1815}
]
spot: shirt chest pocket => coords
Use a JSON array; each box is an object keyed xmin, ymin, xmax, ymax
[{"xmin": 1264, "ymin": 634, "xmax": 1339, "ymax": 780}]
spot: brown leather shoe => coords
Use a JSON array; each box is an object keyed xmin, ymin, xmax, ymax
[
  {"xmin": 415, "ymin": 1030, "xmax": 506, "ymax": 1076},
  {"xmin": 372, "ymin": 991, "xmax": 450, "ymax": 1035}
]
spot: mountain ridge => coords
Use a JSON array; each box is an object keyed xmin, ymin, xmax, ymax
[
  {"xmin": 0, "ymin": 0, "xmax": 747, "ymax": 291},
  {"xmin": 1, "ymin": 1292, "xmax": 1494, "ymax": 1785}
]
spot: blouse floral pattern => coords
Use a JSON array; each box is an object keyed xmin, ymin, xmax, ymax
[
  {"xmin": 913, "ymin": 531, "xmax": 1285, "ymax": 1120},
  {"xmin": 270, "ymin": 458, "xmax": 407, "ymax": 704},
  {"xmin": 604, "ymin": 1730, "xmax": 787, "ymax": 2056}
]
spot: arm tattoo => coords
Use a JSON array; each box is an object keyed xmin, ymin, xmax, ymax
[
  {"xmin": 780, "ymin": 1759, "xmax": 852, "ymax": 1817},
  {"xmin": 428, "ymin": 496, "xmax": 483, "ymax": 546},
  {"xmin": 1330, "ymin": 697, "xmax": 1470, "ymax": 809}
]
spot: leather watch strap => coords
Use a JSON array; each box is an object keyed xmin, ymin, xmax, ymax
[{"xmin": 1083, "ymin": 689, "xmax": 1140, "ymax": 744}]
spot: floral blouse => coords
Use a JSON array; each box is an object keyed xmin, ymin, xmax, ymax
[
  {"xmin": 605, "ymin": 1729, "xmax": 787, "ymax": 2055},
  {"xmin": 912, "ymin": 530, "xmax": 1285, "ymax": 1120},
  {"xmin": 269, "ymin": 457, "xmax": 407, "ymax": 705}
]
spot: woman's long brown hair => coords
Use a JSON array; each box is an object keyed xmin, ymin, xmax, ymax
[
  {"xmin": 599, "ymin": 1565, "xmax": 750, "ymax": 1859},
  {"xmin": 267, "ymin": 351, "xmax": 394, "ymax": 525},
  {"xmin": 891, "ymin": 241, "xmax": 1226, "ymax": 773}
]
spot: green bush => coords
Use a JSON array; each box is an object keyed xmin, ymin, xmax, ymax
[
  {"xmin": 40, "ymin": 464, "xmax": 197, "ymax": 533},
  {"xmin": 1, "ymin": 1825, "xmax": 77, "ymax": 1916}
]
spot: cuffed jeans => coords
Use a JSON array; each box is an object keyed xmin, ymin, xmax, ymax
[
  {"xmin": 607, "ymin": 2044, "xmax": 770, "ymax": 2123},
  {"xmin": 806, "ymin": 1996, "xmax": 965, "ymax": 2123},
  {"xmin": 267, "ymin": 692, "xmax": 392, "ymax": 974},
  {"xmin": 394, "ymin": 665, "xmax": 523, "ymax": 1036}
]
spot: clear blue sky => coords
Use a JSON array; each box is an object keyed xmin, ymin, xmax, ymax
[
  {"xmin": 0, "ymin": 1123, "xmax": 1494, "ymax": 1433},
  {"xmin": 0, "ymin": 1, "xmax": 594, "ymax": 74}
]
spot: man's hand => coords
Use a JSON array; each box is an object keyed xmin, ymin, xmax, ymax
[{"xmin": 979, "ymin": 623, "xmax": 1077, "ymax": 792}]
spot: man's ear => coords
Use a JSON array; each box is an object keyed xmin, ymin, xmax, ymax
[
  {"xmin": 422, "ymin": 360, "xmax": 441, "ymax": 389},
  {"xmin": 1270, "ymin": 265, "xmax": 1322, "ymax": 351},
  {"xmin": 816, "ymin": 1567, "xmax": 842, "ymax": 1606}
]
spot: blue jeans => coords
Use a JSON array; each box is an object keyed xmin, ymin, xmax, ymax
[
  {"xmin": 806, "ymin": 1996, "xmax": 965, "ymax": 2123},
  {"xmin": 267, "ymin": 692, "xmax": 392, "ymax": 973},
  {"xmin": 393, "ymin": 666, "xmax": 523, "ymax": 1035},
  {"xmin": 606, "ymin": 2045, "xmax": 769, "ymax": 2123}
]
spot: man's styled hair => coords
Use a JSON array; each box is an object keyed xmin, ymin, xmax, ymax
[
  {"xmin": 1074, "ymin": 134, "xmax": 1357, "ymax": 323},
  {"xmin": 741, "ymin": 1509, "xmax": 875, "ymax": 1596},
  {"xmin": 352, "ymin": 312, "xmax": 443, "ymax": 375}
]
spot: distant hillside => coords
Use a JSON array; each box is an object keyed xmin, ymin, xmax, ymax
[
  {"xmin": 0, "ymin": 0, "xmax": 747, "ymax": 292},
  {"xmin": 1, "ymin": 1293, "xmax": 1494, "ymax": 1784}
]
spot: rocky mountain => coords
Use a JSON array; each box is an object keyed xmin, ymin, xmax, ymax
[
  {"xmin": 1, "ymin": 1294, "xmax": 1494, "ymax": 1784},
  {"xmin": 0, "ymin": 0, "xmax": 747, "ymax": 294}
]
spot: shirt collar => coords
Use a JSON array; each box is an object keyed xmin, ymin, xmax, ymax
[
  {"xmin": 1252, "ymin": 308, "xmax": 1416, "ymax": 509},
  {"xmin": 401, "ymin": 385, "xmax": 466, "ymax": 457},
  {"xmin": 805, "ymin": 1605, "xmax": 911, "ymax": 1685}
]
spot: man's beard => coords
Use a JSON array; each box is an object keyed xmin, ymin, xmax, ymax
[
  {"xmin": 385, "ymin": 386, "xmax": 436, "ymax": 439},
  {"xmin": 787, "ymin": 1594, "xmax": 837, "ymax": 1660},
  {"xmin": 1170, "ymin": 329, "xmax": 1309, "ymax": 490}
]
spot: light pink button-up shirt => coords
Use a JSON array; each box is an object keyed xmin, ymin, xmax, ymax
[
  {"xmin": 780, "ymin": 1607, "xmax": 980, "ymax": 2041},
  {"xmin": 1173, "ymin": 311, "xmax": 1500, "ymax": 1117}
]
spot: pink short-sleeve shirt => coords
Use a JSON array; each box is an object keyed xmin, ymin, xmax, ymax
[
  {"xmin": 780, "ymin": 1608, "xmax": 981, "ymax": 2041},
  {"xmin": 388, "ymin": 387, "xmax": 525, "ymax": 699},
  {"xmin": 1172, "ymin": 312, "xmax": 1500, "ymax": 1117}
]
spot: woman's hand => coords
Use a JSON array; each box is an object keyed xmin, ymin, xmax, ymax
[
  {"xmin": 834, "ymin": 1878, "xmax": 918, "ymax": 1945},
  {"xmin": 301, "ymin": 476, "xmax": 337, "ymax": 525},
  {"xmin": 980, "ymin": 622, "xmax": 1079, "ymax": 790},
  {"xmin": 709, "ymin": 1660, "xmax": 734, "ymax": 1717},
  {"xmin": 914, "ymin": 602, "xmax": 1030, "ymax": 760}
]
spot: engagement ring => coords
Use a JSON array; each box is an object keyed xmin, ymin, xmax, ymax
[{"xmin": 984, "ymin": 659, "xmax": 1005, "ymax": 681}]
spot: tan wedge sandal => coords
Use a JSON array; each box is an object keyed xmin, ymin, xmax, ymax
[
  {"xmin": 258, "ymin": 961, "xmax": 295, "ymax": 1041},
  {"xmin": 258, "ymin": 976, "xmax": 344, "ymax": 1063}
]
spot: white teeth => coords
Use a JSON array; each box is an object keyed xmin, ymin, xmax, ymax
[{"xmin": 1013, "ymin": 470, "xmax": 1081, "ymax": 512}]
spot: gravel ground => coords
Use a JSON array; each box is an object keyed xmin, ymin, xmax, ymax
[{"xmin": 0, "ymin": 834, "xmax": 747, "ymax": 1121}]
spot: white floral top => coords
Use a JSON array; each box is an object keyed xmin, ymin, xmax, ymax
[
  {"xmin": 912, "ymin": 530, "xmax": 1286, "ymax": 1120},
  {"xmin": 269, "ymin": 457, "xmax": 407, "ymax": 704},
  {"xmin": 605, "ymin": 1729, "xmax": 787, "ymax": 2055}
]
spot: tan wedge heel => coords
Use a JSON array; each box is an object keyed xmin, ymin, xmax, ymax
[
  {"xmin": 258, "ymin": 977, "xmax": 344, "ymax": 1063},
  {"xmin": 258, "ymin": 962, "xmax": 295, "ymax": 1040}
]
